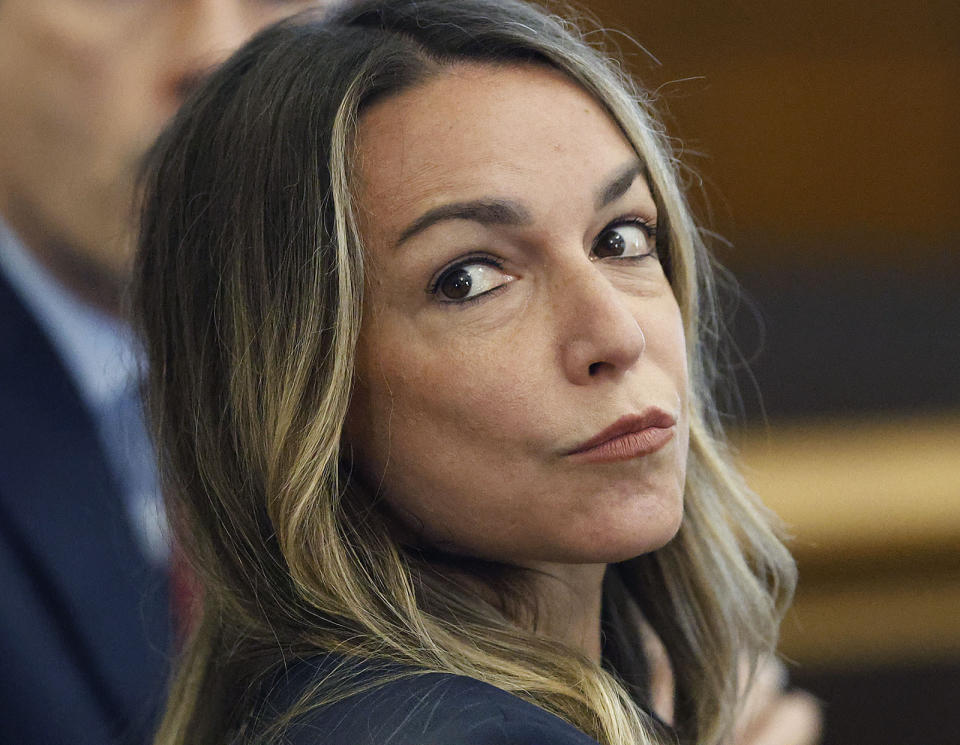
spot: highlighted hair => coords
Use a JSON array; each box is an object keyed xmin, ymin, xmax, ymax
[{"xmin": 134, "ymin": 2, "xmax": 795, "ymax": 743}]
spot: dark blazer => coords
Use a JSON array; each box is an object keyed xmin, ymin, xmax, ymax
[
  {"xmin": 0, "ymin": 272, "xmax": 172, "ymax": 745},
  {"xmin": 256, "ymin": 656, "xmax": 603, "ymax": 745}
]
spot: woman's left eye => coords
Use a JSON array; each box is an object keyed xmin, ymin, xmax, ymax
[{"xmin": 591, "ymin": 220, "xmax": 657, "ymax": 260}]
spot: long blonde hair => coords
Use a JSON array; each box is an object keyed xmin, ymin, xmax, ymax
[{"xmin": 134, "ymin": 1, "xmax": 795, "ymax": 743}]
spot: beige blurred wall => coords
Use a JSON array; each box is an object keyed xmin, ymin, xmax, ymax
[{"xmin": 586, "ymin": 0, "xmax": 960, "ymax": 272}]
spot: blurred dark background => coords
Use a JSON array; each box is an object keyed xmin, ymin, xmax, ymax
[{"xmin": 584, "ymin": 1, "xmax": 960, "ymax": 743}]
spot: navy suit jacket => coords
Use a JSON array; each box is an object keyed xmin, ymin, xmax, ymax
[
  {"xmin": 257, "ymin": 657, "xmax": 603, "ymax": 745},
  {"xmin": 0, "ymin": 272, "xmax": 172, "ymax": 744}
]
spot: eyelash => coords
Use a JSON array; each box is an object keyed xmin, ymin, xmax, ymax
[
  {"xmin": 593, "ymin": 215, "xmax": 658, "ymax": 257},
  {"xmin": 427, "ymin": 253, "xmax": 507, "ymax": 304}
]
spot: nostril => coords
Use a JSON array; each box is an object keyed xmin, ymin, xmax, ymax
[{"xmin": 588, "ymin": 361, "xmax": 604, "ymax": 376}]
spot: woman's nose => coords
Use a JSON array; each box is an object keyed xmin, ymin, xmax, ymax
[{"xmin": 554, "ymin": 262, "xmax": 647, "ymax": 385}]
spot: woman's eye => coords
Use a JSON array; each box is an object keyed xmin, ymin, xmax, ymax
[
  {"xmin": 592, "ymin": 221, "xmax": 656, "ymax": 260},
  {"xmin": 432, "ymin": 259, "xmax": 512, "ymax": 302}
]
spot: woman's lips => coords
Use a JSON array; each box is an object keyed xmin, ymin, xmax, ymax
[{"xmin": 565, "ymin": 410, "xmax": 676, "ymax": 464}]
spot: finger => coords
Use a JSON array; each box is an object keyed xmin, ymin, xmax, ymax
[
  {"xmin": 735, "ymin": 690, "xmax": 824, "ymax": 745},
  {"xmin": 736, "ymin": 656, "xmax": 789, "ymax": 735}
]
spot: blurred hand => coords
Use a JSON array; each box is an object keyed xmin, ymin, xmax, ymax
[
  {"xmin": 642, "ymin": 619, "xmax": 822, "ymax": 745},
  {"xmin": 733, "ymin": 657, "xmax": 822, "ymax": 745}
]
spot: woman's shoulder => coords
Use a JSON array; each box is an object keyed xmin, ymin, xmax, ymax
[{"xmin": 262, "ymin": 655, "xmax": 601, "ymax": 745}]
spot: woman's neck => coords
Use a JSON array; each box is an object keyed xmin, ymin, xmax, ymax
[
  {"xmin": 524, "ymin": 562, "xmax": 676, "ymax": 724},
  {"xmin": 522, "ymin": 561, "xmax": 608, "ymax": 664}
]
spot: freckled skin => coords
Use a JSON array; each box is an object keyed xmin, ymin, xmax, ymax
[{"xmin": 347, "ymin": 63, "xmax": 689, "ymax": 569}]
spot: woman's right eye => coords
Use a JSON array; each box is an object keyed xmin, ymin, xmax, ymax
[{"xmin": 429, "ymin": 257, "xmax": 513, "ymax": 303}]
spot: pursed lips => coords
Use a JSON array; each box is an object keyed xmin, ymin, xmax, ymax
[{"xmin": 564, "ymin": 409, "xmax": 676, "ymax": 463}]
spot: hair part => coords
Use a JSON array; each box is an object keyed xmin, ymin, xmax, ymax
[{"xmin": 134, "ymin": 2, "xmax": 796, "ymax": 744}]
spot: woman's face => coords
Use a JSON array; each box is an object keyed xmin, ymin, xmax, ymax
[{"xmin": 346, "ymin": 63, "xmax": 689, "ymax": 567}]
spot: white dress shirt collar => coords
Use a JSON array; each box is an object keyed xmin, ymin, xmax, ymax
[{"xmin": 0, "ymin": 218, "xmax": 138, "ymax": 410}]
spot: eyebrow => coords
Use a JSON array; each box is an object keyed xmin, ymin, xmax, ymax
[
  {"xmin": 595, "ymin": 159, "xmax": 644, "ymax": 211},
  {"xmin": 394, "ymin": 159, "xmax": 646, "ymax": 248},
  {"xmin": 396, "ymin": 199, "xmax": 532, "ymax": 247}
]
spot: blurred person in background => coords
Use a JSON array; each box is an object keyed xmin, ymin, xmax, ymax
[{"xmin": 0, "ymin": 2, "xmax": 321, "ymax": 744}]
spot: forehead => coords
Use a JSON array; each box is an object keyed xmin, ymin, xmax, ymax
[{"xmin": 353, "ymin": 62, "xmax": 642, "ymax": 233}]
